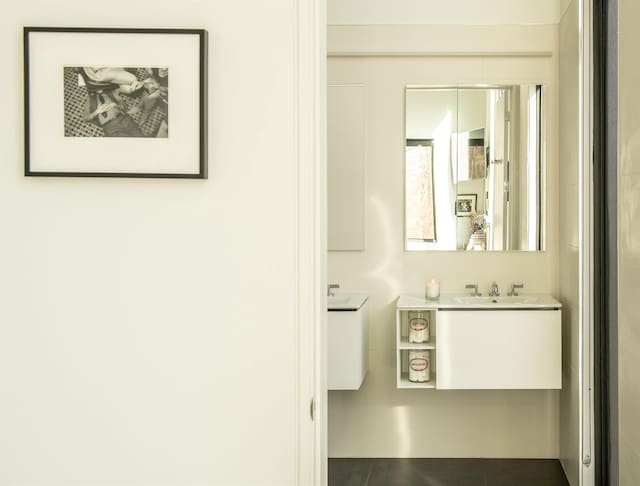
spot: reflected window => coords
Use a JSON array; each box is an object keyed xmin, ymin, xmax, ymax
[{"xmin": 406, "ymin": 140, "xmax": 436, "ymax": 242}]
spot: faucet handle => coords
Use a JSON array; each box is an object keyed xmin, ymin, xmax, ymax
[
  {"xmin": 490, "ymin": 281, "xmax": 500, "ymax": 297},
  {"xmin": 328, "ymin": 284, "xmax": 340, "ymax": 296},
  {"xmin": 465, "ymin": 283, "xmax": 481, "ymax": 296},
  {"xmin": 508, "ymin": 282, "xmax": 524, "ymax": 296}
]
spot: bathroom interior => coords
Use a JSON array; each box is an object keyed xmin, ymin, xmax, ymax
[{"xmin": 325, "ymin": 1, "xmax": 587, "ymax": 485}]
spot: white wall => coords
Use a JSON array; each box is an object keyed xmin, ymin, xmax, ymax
[
  {"xmin": 328, "ymin": 24, "xmax": 561, "ymax": 458},
  {"xmin": 0, "ymin": 1, "xmax": 306, "ymax": 485},
  {"xmin": 328, "ymin": 0, "xmax": 567, "ymax": 26},
  {"xmin": 618, "ymin": 0, "xmax": 640, "ymax": 483},
  {"xmin": 558, "ymin": 1, "xmax": 581, "ymax": 485}
]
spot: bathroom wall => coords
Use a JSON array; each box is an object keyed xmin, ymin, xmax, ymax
[
  {"xmin": 328, "ymin": 0, "xmax": 566, "ymax": 26},
  {"xmin": 618, "ymin": 0, "xmax": 640, "ymax": 483},
  {"xmin": 558, "ymin": 1, "xmax": 581, "ymax": 485},
  {"xmin": 0, "ymin": 1, "xmax": 309, "ymax": 484},
  {"xmin": 328, "ymin": 24, "xmax": 561, "ymax": 458}
]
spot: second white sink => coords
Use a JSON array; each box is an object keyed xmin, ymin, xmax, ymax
[{"xmin": 328, "ymin": 293, "xmax": 368, "ymax": 310}]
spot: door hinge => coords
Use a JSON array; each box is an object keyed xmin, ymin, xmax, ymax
[
  {"xmin": 310, "ymin": 397, "xmax": 316, "ymax": 421},
  {"xmin": 583, "ymin": 454, "xmax": 592, "ymax": 467},
  {"xmin": 505, "ymin": 111, "xmax": 511, "ymax": 122}
]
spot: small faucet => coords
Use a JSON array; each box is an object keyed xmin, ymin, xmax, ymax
[
  {"xmin": 490, "ymin": 281, "xmax": 500, "ymax": 297},
  {"xmin": 465, "ymin": 284, "xmax": 482, "ymax": 296},
  {"xmin": 508, "ymin": 282, "xmax": 524, "ymax": 296},
  {"xmin": 327, "ymin": 284, "xmax": 340, "ymax": 297}
]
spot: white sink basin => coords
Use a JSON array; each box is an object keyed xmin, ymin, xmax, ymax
[
  {"xmin": 453, "ymin": 295, "xmax": 541, "ymax": 306},
  {"xmin": 328, "ymin": 293, "xmax": 368, "ymax": 311},
  {"xmin": 396, "ymin": 294, "xmax": 561, "ymax": 310},
  {"xmin": 328, "ymin": 295, "xmax": 352, "ymax": 306},
  {"xmin": 442, "ymin": 294, "xmax": 560, "ymax": 309}
]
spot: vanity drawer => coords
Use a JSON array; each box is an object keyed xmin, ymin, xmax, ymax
[{"xmin": 435, "ymin": 309, "xmax": 561, "ymax": 390}]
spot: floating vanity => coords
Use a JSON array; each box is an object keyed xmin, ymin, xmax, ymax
[
  {"xmin": 396, "ymin": 294, "xmax": 562, "ymax": 390},
  {"xmin": 328, "ymin": 294, "xmax": 369, "ymax": 390}
]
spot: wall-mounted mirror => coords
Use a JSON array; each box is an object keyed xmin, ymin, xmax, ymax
[{"xmin": 405, "ymin": 85, "xmax": 545, "ymax": 252}]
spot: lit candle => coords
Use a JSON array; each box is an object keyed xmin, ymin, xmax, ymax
[{"xmin": 425, "ymin": 278, "xmax": 440, "ymax": 300}]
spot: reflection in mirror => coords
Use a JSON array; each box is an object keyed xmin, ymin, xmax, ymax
[
  {"xmin": 405, "ymin": 86, "xmax": 545, "ymax": 252},
  {"xmin": 406, "ymin": 139, "xmax": 436, "ymax": 242}
]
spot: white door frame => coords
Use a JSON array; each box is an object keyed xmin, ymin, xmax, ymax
[
  {"xmin": 295, "ymin": 0, "xmax": 327, "ymax": 485},
  {"xmin": 579, "ymin": 0, "xmax": 596, "ymax": 485}
]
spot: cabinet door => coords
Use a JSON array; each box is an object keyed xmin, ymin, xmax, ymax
[
  {"xmin": 436, "ymin": 310, "xmax": 561, "ymax": 389},
  {"xmin": 328, "ymin": 85, "xmax": 365, "ymax": 251}
]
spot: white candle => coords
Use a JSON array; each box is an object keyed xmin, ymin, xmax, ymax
[{"xmin": 425, "ymin": 279, "xmax": 440, "ymax": 300}]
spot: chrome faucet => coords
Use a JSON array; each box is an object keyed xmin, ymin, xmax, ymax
[
  {"xmin": 508, "ymin": 282, "xmax": 524, "ymax": 296},
  {"xmin": 327, "ymin": 284, "xmax": 340, "ymax": 297},
  {"xmin": 465, "ymin": 283, "xmax": 482, "ymax": 296},
  {"xmin": 490, "ymin": 281, "xmax": 500, "ymax": 297}
]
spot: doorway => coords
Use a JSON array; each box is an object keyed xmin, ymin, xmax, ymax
[{"xmin": 307, "ymin": 1, "xmax": 604, "ymax": 485}]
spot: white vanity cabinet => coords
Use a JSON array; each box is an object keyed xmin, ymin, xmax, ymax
[
  {"xmin": 328, "ymin": 294, "xmax": 369, "ymax": 390},
  {"xmin": 436, "ymin": 309, "xmax": 561, "ymax": 389},
  {"xmin": 396, "ymin": 295, "xmax": 562, "ymax": 390}
]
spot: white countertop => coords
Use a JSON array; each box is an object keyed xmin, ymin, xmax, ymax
[
  {"xmin": 328, "ymin": 293, "xmax": 369, "ymax": 311},
  {"xmin": 397, "ymin": 293, "xmax": 562, "ymax": 310}
]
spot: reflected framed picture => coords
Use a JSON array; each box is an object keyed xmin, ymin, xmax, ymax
[
  {"xmin": 24, "ymin": 27, "xmax": 207, "ymax": 178},
  {"xmin": 455, "ymin": 194, "xmax": 477, "ymax": 216}
]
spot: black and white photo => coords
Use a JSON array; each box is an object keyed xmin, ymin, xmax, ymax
[
  {"xmin": 455, "ymin": 194, "xmax": 477, "ymax": 216},
  {"xmin": 64, "ymin": 66, "xmax": 169, "ymax": 138},
  {"xmin": 24, "ymin": 27, "xmax": 207, "ymax": 178}
]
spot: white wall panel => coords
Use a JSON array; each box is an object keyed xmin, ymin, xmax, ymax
[
  {"xmin": 328, "ymin": 0, "xmax": 565, "ymax": 26},
  {"xmin": 328, "ymin": 85, "xmax": 366, "ymax": 250},
  {"xmin": 0, "ymin": 1, "xmax": 306, "ymax": 484},
  {"xmin": 618, "ymin": 0, "xmax": 640, "ymax": 483},
  {"xmin": 558, "ymin": 2, "xmax": 581, "ymax": 484}
]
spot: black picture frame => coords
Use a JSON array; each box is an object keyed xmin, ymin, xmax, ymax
[
  {"xmin": 23, "ymin": 27, "xmax": 208, "ymax": 179},
  {"xmin": 455, "ymin": 194, "xmax": 477, "ymax": 216}
]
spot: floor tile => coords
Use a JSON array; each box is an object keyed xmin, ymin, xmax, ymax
[
  {"xmin": 329, "ymin": 459, "xmax": 373, "ymax": 486},
  {"xmin": 329, "ymin": 458, "xmax": 568, "ymax": 486}
]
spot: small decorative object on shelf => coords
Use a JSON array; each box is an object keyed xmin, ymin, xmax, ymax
[
  {"xmin": 408, "ymin": 350, "xmax": 431, "ymax": 383},
  {"xmin": 408, "ymin": 311, "xmax": 430, "ymax": 343},
  {"xmin": 425, "ymin": 278, "xmax": 440, "ymax": 300},
  {"xmin": 466, "ymin": 212, "xmax": 489, "ymax": 251}
]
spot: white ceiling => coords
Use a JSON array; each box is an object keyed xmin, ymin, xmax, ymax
[{"xmin": 328, "ymin": 0, "xmax": 573, "ymax": 25}]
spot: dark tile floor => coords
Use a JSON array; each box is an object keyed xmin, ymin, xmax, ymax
[{"xmin": 329, "ymin": 458, "xmax": 570, "ymax": 486}]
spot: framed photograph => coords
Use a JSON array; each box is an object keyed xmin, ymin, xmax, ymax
[
  {"xmin": 467, "ymin": 138, "xmax": 486, "ymax": 179},
  {"xmin": 24, "ymin": 27, "xmax": 207, "ymax": 178},
  {"xmin": 452, "ymin": 129, "xmax": 486, "ymax": 182},
  {"xmin": 455, "ymin": 194, "xmax": 477, "ymax": 216}
]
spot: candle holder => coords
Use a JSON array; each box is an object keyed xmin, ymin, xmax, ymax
[{"xmin": 425, "ymin": 279, "xmax": 440, "ymax": 301}]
